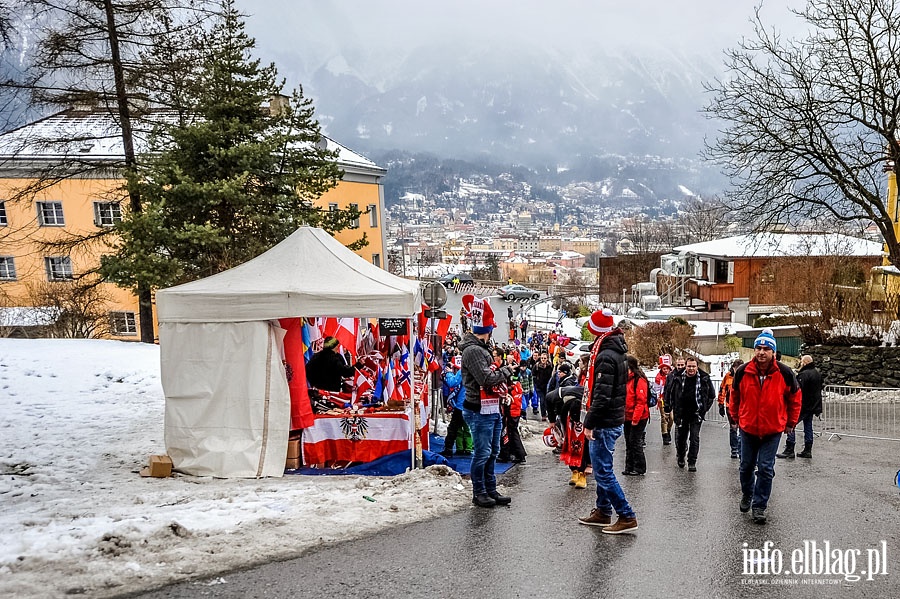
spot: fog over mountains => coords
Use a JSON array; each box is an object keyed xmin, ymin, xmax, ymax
[
  {"xmin": 238, "ymin": 0, "xmax": 808, "ymax": 192},
  {"xmin": 301, "ymin": 42, "xmax": 721, "ymax": 167},
  {"xmin": 1, "ymin": 2, "xmax": 804, "ymax": 198}
]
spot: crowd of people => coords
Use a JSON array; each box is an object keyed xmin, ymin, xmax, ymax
[{"xmin": 438, "ymin": 295, "xmax": 824, "ymax": 534}]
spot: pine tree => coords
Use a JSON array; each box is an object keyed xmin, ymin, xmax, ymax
[{"xmin": 100, "ymin": 0, "xmax": 365, "ymax": 289}]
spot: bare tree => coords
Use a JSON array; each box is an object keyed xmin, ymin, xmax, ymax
[
  {"xmin": 25, "ymin": 276, "xmax": 113, "ymax": 338},
  {"xmin": 677, "ymin": 196, "xmax": 732, "ymax": 243},
  {"xmin": 705, "ymin": 0, "xmax": 900, "ymax": 270}
]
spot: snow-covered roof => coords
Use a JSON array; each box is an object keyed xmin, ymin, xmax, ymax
[
  {"xmin": 0, "ymin": 109, "xmax": 383, "ymax": 175},
  {"xmin": 672, "ymin": 233, "xmax": 883, "ymax": 259}
]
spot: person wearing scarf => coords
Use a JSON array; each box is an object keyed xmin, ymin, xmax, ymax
[
  {"xmin": 577, "ymin": 309, "xmax": 638, "ymax": 535},
  {"xmin": 458, "ymin": 295, "xmax": 516, "ymax": 508}
]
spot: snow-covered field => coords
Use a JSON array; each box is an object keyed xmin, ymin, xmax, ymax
[{"xmin": 0, "ymin": 339, "xmax": 538, "ymax": 598}]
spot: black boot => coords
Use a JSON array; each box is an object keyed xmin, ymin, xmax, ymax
[
  {"xmin": 662, "ymin": 433, "xmax": 671, "ymax": 445},
  {"xmin": 776, "ymin": 442, "xmax": 795, "ymax": 459},
  {"xmin": 797, "ymin": 443, "xmax": 812, "ymax": 458},
  {"xmin": 488, "ymin": 491, "xmax": 512, "ymax": 505},
  {"xmin": 472, "ymin": 494, "xmax": 496, "ymax": 508}
]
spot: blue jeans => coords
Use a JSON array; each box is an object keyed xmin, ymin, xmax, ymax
[
  {"xmin": 462, "ymin": 408, "xmax": 503, "ymax": 496},
  {"xmin": 786, "ymin": 414, "xmax": 814, "ymax": 446},
  {"xmin": 739, "ymin": 430, "xmax": 781, "ymax": 510},
  {"xmin": 588, "ymin": 426, "xmax": 635, "ymax": 519}
]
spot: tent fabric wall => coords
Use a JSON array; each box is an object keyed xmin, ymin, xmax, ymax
[
  {"xmin": 161, "ymin": 321, "xmax": 291, "ymax": 478},
  {"xmin": 156, "ymin": 227, "xmax": 423, "ymax": 478}
]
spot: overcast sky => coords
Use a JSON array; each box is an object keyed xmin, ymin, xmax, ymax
[{"xmin": 237, "ymin": 0, "xmax": 806, "ymax": 63}]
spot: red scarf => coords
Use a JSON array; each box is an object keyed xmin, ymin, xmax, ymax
[{"xmin": 582, "ymin": 329, "xmax": 617, "ymax": 412}]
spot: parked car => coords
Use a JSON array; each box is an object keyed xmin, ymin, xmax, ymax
[
  {"xmin": 496, "ymin": 284, "xmax": 541, "ymax": 301},
  {"xmin": 564, "ymin": 340, "xmax": 594, "ymax": 360},
  {"xmin": 438, "ymin": 272, "xmax": 474, "ymax": 288}
]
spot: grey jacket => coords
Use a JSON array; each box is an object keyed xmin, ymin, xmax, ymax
[{"xmin": 458, "ymin": 333, "xmax": 513, "ymax": 412}]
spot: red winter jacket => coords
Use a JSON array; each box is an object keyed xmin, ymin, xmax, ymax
[
  {"xmin": 625, "ymin": 373, "xmax": 651, "ymax": 425},
  {"xmin": 729, "ymin": 358, "xmax": 801, "ymax": 437},
  {"xmin": 508, "ymin": 381, "xmax": 524, "ymax": 418}
]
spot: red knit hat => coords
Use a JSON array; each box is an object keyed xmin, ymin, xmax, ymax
[{"xmin": 587, "ymin": 308, "xmax": 615, "ymax": 336}]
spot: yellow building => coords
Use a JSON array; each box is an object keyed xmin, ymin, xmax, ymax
[
  {"xmin": 880, "ymin": 169, "xmax": 900, "ymax": 294},
  {"xmin": 0, "ymin": 109, "xmax": 386, "ymax": 339}
]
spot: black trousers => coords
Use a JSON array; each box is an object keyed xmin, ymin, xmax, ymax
[
  {"xmin": 444, "ymin": 408, "xmax": 465, "ymax": 453},
  {"xmin": 499, "ymin": 414, "xmax": 526, "ymax": 461},
  {"xmin": 624, "ymin": 419, "xmax": 649, "ymax": 474},
  {"xmin": 675, "ymin": 418, "xmax": 703, "ymax": 464}
]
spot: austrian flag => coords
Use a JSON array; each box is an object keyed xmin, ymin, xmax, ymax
[{"xmin": 302, "ymin": 413, "xmax": 412, "ymax": 464}]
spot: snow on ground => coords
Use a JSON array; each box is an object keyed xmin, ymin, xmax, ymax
[{"xmin": 0, "ymin": 339, "xmax": 546, "ymax": 598}]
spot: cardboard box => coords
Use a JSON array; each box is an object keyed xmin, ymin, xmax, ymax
[
  {"xmin": 285, "ymin": 457, "xmax": 301, "ymax": 470},
  {"xmin": 140, "ymin": 454, "xmax": 173, "ymax": 478},
  {"xmin": 287, "ymin": 438, "xmax": 301, "ymax": 459}
]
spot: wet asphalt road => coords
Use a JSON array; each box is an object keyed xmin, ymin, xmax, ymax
[{"xmin": 126, "ymin": 424, "xmax": 899, "ymax": 599}]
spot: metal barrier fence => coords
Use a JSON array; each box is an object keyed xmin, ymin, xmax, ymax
[
  {"xmin": 821, "ymin": 385, "xmax": 900, "ymax": 442},
  {"xmin": 682, "ymin": 382, "xmax": 900, "ymax": 442}
]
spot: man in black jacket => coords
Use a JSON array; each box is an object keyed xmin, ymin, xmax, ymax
[
  {"xmin": 778, "ymin": 355, "xmax": 823, "ymax": 459},
  {"xmin": 459, "ymin": 294, "xmax": 516, "ymax": 508},
  {"xmin": 532, "ymin": 352, "xmax": 554, "ymax": 420},
  {"xmin": 669, "ymin": 356, "xmax": 716, "ymax": 471},
  {"xmin": 577, "ymin": 308, "xmax": 637, "ymax": 534}
]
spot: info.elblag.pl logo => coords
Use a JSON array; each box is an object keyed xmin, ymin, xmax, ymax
[{"xmin": 742, "ymin": 540, "xmax": 889, "ymax": 584}]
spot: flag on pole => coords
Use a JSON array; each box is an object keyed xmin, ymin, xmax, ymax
[
  {"xmin": 384, "ymin": 359, "xmax": 396, "ymax": 401},
  {"xmin": 278, "ymin": 318, "xmax": 314, "ymax": 430},
  {"xmin": 353, "ymin": 368, "xmax": 373, "ymax": 403},
  {"xmin": 324, "ymin": 317, "xmax": 358, "ymax": 359},
  {"xmin": 301, "ymin": 318, "xmax": 314, "ymax": 363},
  {"xmin": 397, "ymin": 349, "xmax": 412, "ymax": 400},
  {"xmin": 373, "ymin": 365, "xmax": 384, "ymax": 403}
]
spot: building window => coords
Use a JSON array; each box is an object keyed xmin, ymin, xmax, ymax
[
  {"xmin": 37, "ymin": 201, "xmax": 65, "ymax": 226},
  {"xmin": 714, "ymin": 260, "xmax": 730, "ymax": 284},
  {"xmin": 45, "ymin": 256, "xmax": 73, "ymax": 281},
  {"xmin": 0, "ymin": 256, "xmax": 15, "ymax": 280},
  {"xmin": 368, "ymin": 204, "xmax": 378, "ymax": 228},
  {"xmin": 93, "ymin": 201, "xmax": 122, "ymax": 227},
  {"xmin": 109, "ymin": 311, "xmax": 137, "ymax": 336},
  {"xmin": 372, "ymin": 253, "xmax": 381, "ymax": 268},
  {"xmin": 349, "ymin": 203, "xmax": 359, "ymax": 228},
  {"xmin": 328, "ymin": 203, "xmax": 338, "ymax": 212},
  {"xmin": 0, "ymin": 201, "xmax": 7, "ymax": 226}
]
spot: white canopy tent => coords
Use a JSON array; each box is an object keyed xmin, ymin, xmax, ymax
[{"xmin": 156, "ymin": 227, "xmax": 423, "ymax": 478}]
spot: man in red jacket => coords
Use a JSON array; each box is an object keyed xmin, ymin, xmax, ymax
[{"xmin": 728, "ymin": 329, "xmax": 801, "ymax": 525}]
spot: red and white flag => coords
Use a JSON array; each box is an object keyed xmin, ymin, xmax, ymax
[
  {"xmin": 324, "ymin": 317, "xmax": 358, "ymax": 359},
  {"xmin": 353, "ymin": 368, "xmax": 373, "ymax": 403},
  {"xmin": 384, "ymin": 359, "xmax": 396, "ymax": 402},
  {"xmin": 302, "ymin": 413, "xmax": 412, "ymax": 464}
]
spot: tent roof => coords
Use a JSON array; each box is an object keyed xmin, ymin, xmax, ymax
[{"xmin": 156, "ymin": 227, "xmax": 422, "ymax": 322}]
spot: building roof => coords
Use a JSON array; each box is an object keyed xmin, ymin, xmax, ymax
[
  {"xmin": 0, "ymin": 108, "xmax": 384, "ymax": 176},
  {"xmin": 673, "ymin": 233, "xmax": 883, "ymax": 259}
]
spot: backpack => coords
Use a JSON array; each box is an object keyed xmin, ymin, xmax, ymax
[{"xmin": 647, "ymin": 384, "xmax": 659, "ymax": 408}]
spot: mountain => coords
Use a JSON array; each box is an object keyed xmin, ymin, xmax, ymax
[{"xmin": 272, "ymin": 38, "xmax": 727, "ymax": 189}]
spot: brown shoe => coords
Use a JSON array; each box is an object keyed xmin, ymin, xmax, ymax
[
  {"xmin": 578, "ymin": 508, "xmax": 612, "ymax": 527},
  {"xmin": 574, "ymin": 471, "xmax": 587, "ymax": 489},
  {"xmin": 569, "ymin": 471, "xmax": 578, "ymax": 486},
  {"xmin": 602, "ymin": 516, "xmax": 638, "ymax": 535}
]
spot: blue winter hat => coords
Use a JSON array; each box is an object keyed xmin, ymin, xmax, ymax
[{"xmin": 754, "ymin": 329, "xmax": 777, "ymax": 352}]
